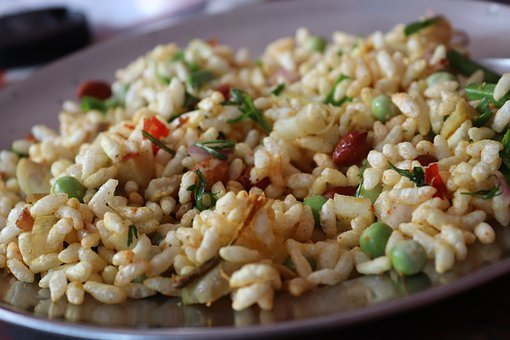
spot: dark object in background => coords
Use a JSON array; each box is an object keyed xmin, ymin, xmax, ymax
[{"xmin": 0, "ymin": 7, "xmax": 91, "ymax": 68}]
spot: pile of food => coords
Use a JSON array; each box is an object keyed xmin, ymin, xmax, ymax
[{"xmin": 0, "ymin": 15, "xmax": 509, "ymax": 311}]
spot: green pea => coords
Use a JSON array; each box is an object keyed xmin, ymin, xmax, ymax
[
  {"xmin": 304, "ymin": 35, "xmax": 327, "ymax": 53},
  {"xmin": 358, "ymin": 184, "xmax": 382, "ymax": 204},
  {"xmin": 371, "ymin": 95, "xmax": 397, "ymax": 122},
  {"xmin": 303, "ymin": 195, "xmax": 328, "ymax": 228},
  {"xmin": 51, "ymin": 176, "xmax": 86, "ymax": 202},
  {"xmin": 390, "ymin": 240, "xmax": 427, "ymax": 276},
  {"xmin": 359, "ymin": 222, "xmax": 393, "ymax": 258},
  {"xmin": 284, "ymin": 256, "xmax": 317, "ymax": 272},
  {"xmin": 425, "ymin": 71, "xmax": 456, "ymax": 87},
  {"xmin": 395, "ymin": 272, "xmax": 432, "ymax": 295}
]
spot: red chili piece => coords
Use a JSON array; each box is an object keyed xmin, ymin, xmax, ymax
[
  {"xmin": 425, "ymin": 163, "xmax": 450, "ymax": 200},
  {"xmin": 237, "ymin": 165, "xmax": 270, "ymax": 191},
  {"xmin": 414, "ymin": 154, "xmax": 438, "ymax": 167},
  {"xmin": 77, "ymin": 80, "xmax": 112, "ymax": 100},
  {"xmin": 332, "ymin": 130, "xmax": 370, "ymax": 167},
  {"xmin": 143, "ymin": 116, "xmax": 170, "ymax": 154},
  {"xmin": 217, "ymin": 84, "xmax": 231, "ymax": 101}
]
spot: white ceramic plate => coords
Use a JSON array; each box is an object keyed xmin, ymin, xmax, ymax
[{"xmin": 0, "ymin": 0, "xmax": 510, "ymax": 338}]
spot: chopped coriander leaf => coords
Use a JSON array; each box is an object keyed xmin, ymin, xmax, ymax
[
  {"xmin": 127, "ymin": 224, "xmax": 138, "ymax": 247},
  {"xmin": 355, "ymin": 161, "xmax": 368, "ymax": 197},
  {"xmin": 404, "ymin": 16, "xmax": 442, "ymax": 36},
  {"xmin": 188, "ymin": 69, "xmax": 215, "ymax": 89},
  {"xmin": 324, "ymin": 74, "xmax": 351, "ymax": 106},
  {"xmin": 194, "ymin": 140, "xmax": 235, "ymax": 160},
  {"xmin": 388, "ymin": 162, "xmax": 426, "ymax": 187},
  {"xmin": 465, "ymin": 82, "xmax": 510, "ymax": 109},
  {"xmin": 447, "ymin": 50, "xmax": 501, "ymax": 83},
  {"xmin": 225, "ymin": 88, "xmax": 272, "ymax": 134},
  {"xmin": 473, "ymin": 97, "xmax": 493, "ymax": 127},
  {"xmin": 461, "ymin": 186, "xmax": 501, "ymax": 199},
  {"xmin": 271, "ymin": 83, "xmax": 285, "ymax": 96},
  {"xmin": 141, "ymin": 130, "xmax": 176, "ymax": 156}
]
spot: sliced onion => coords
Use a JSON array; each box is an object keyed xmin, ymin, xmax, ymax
[
  {"xmin": 495, "ymin": 171, "xmax": 510, "ymax": 204},
  {"xmin": 188, "ymin": 145, "xmax": 210, "ymax": 162}
]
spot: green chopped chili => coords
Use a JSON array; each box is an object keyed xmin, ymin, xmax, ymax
[
  {"xmin": 404, "ymin": 16, "xmax": 442, "ymax": 36},
  {"xmin": 141, "ymin": 130, "xmax": 176, "ymax": 156},
  {"xmin": 193, "ymin": 140, "xmax": 235, "ymax": 160},
  {"xmin": 447, "ymin": 50, "xmax": 501, "ymax": 83},
  {"xmin": 473, "ymin": 97, "xmax": 493, "ymax": 128}
]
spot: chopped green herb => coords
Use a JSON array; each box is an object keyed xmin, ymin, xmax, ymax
[
  {"xmin": 167, "ymin": 114, "xmax": 181, "ymax": 123},
  {"xmin": 336, "ymin": 50, "xmax": 344, "ymax": 57},
  {"xmin": 172, "ymin": 50, "xmax": 185, "ymax": 62},
  {"xmin": 324, "ymin": 74, "xmax": 351, "ymax": 106},
  {"xmin": 465, "ymin": 82, "xmax": 510, "ymax": 109},
  {"xmin": 193, "ymin": 140, "xmax": 235, "ymax": 160},
  {"xmin": 447, "ymin": 50, "xmax": 501, "ymax": 83},
  {"xmin": 188, "ymin": 169, "xmax": 217, "ymax": 211},
  {"xmin": 188, "ymin": 69, "xmax": 215, "ymax": 89},
  {"xmin": 183, "ymin": 92, "xmax": 200, "ymax": 110},
  {"xmin": 388, "ymin": 162, "xmax": 426, "ymax": 187},
  {"xmin": 127, "ymin": 224, "xmax": 138, "ymax": 247},
  {"xmin": 461, "ymin": 186, "xmax": 501, "ymax": 199},
  {"xmin": 404, "ymin": 16, "xmax": 442, "ymax": 36},
  {"xmin": 271, "ymin": 83, "xmax": 285, "ymax": 96},
  {"xmin": 141, "ymin": 130, "xmax": 176, "ymax": 156},
  {"xmin": 225, "ymin": 88, "xmax": 272, "ymax": 134},
  {"xmin": 473, "ymin": 97, "xmax": 493, "ymax": 128},
  {"xmin": 500, "ymin": 129, "xmax": 510, "ymax": 170},
  {"xmin": 355, "ymin": 161, "xmax": 368, "ymax": 197},
  {"xmin": 255, "ymin": 59, "xmax": 263, "ymax": 68},
  {"xmin": 159, "ymin": 75, "xmax": 171, "ymax": 85},
  {"xmin": 304, "ymin": 35, "xmax": 327, "ymax": 53},
  {"xmin": 81, "ymin": 96, "xmax": 119, "ymax": 115}
]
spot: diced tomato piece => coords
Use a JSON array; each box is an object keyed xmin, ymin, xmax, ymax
[
  {"xmin": 194, "ymin": 158, "xmax": 229, "ymax": 190},
  {"xmin": 425, "ymin": 163, "xmax": 450, "ymax": 200},
  {"xmin": 143, "ymin": 116, "xmax": 170, "ymax": 154}
]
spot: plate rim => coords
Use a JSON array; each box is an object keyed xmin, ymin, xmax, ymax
[{"xmin": 1, "ymin": 0, "xmax": 510, "ymax": 337}]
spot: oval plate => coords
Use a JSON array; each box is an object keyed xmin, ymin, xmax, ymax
[{"xmin": 1, "ymin": 0, "xmax": 510, "ymax": 338}]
